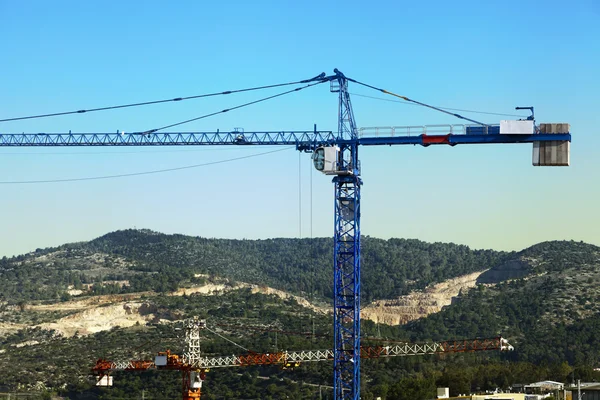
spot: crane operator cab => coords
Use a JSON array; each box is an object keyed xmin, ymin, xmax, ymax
[{"xmin": 313, "ymin": 145, "xmax": 341, "ymax": 175}]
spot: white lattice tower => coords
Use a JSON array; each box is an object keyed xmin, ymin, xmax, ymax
[{"xmin": 183, "ymin": 317, "xmax": 205, "ymax": 367}]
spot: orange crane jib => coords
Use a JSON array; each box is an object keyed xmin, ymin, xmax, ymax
[
  {"xmin": 93, "ymin": 337, "xmax": 511, "ymax": 374},
  {"xmin": 237, "ymin": 352, "xmax": 287, "ymax": 366},
  {"xmin": 93, "ymin": 336, "xmax": 512, "ymax": 400}
]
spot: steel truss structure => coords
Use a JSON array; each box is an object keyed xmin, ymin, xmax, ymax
[
  {"xmin": 96, "ymin": 337, "xmax": 513, "ymax": 372},
  {"xmin": 2, "ymin": 69, "xmax": 571, "ymax": 400},
  {"xmin": 93, "ymin": 334, "xmax": 513, "ymax": 400},
  {"xmin": 92, "ymin": 318, "xmax": 513, "ymax": 399},
  {"xmin": 0, "ymin": 130, "xmax": 570, "ymax": 148},
  {"xmin": 330, "ymin": 69, "xmax": 362, "ymax": 399}
]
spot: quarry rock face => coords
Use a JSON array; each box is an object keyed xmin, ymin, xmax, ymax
[
  {"xmin": 361, "ymin": 270, "xmax": 486, "ymax": 325},
  {"xmin": 38, "ymin": 301, "xmax": 155, "ymax": 337},
  {"xmin": 0, "ymin": 269, "xmax": 496, "ymax": 341}
]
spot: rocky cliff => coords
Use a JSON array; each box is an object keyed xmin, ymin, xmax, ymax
[{"xmin": 361, "ymin": 270, "xmax": 486, "ymax": 325}]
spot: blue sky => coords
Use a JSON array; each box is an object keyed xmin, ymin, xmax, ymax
[{"xmin": 0, "ymin": 0, "xmax": 598, "ymax": 257}]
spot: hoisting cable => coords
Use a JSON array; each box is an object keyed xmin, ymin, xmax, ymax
[
  {"xmin": 204, "ymin": 325, "xmax": 250, "ymax": 352},
  {"xmin": 347, "ymin": 78, "xmax": 490, "ymax": 126},
  {"xmin": 349, "ymin": 92, "xmax": 526, "ymax": 118},
  {"xmin": 0, "ymin": 147, "xmax": 292, "ymax": 184},
  {"xmin": 213, "ymin": 322, "xmax": 413, "ymax": 344},
  {"xmin": 214, "ymin": 323, "xmax": 329, "ymax": 339},
  {"xmin": 140, "ymin": 79, "xmax": 327, "ymax": 134},
  {"xmin": 299, "ymin": 151, "xmax": 302, "ymax": 239},
  {"xmin": 309, "ymin": 153, "xmax": 316, "ymax": 343},
  {"xmin": 0, "ymin": 73, "xmax": 327, "ymax": 123}
]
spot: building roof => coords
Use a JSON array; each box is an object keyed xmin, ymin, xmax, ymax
[
  {"xmin": 447, "ymin": 394, "xmax": 526, "ymax": 400},
  {"xmin": 524, "ymin": 381, "xmax": 564, "ymax": 390}
]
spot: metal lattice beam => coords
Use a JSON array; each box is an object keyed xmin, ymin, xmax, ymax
[
  {"xmin": 183, "ymin": 318, "xmax": 203, "ymax": 366},
  {"xmin": 0, "ymin": 131, "xmax": 334, "ymax": 148},
  {"xmin": 95, "ymin": 337, "xmax": 513, "ymax": 371},
  {"xmin": 331, "ymin": 69, "xmax": 362, "ymax": 400},
  {"xmin": 0, "ymin": 130, "xmax": 570, "ymax": 149}
]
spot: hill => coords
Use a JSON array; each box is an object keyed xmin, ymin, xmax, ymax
[
  {"xmin": 1, "ymin": 233, "xmax": 599, "ymax": 399},
  {"xmin": 402, "ymin": 240, "xmax": 600, "ymax": 366},
  {"xmin": 0, "ymin": 229, "xmax": 505, "ymax": 304}
]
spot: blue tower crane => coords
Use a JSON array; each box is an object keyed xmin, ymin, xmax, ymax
[{"xmin": 0, "ymin": 69, "xmax": 571, "ymax": 400}]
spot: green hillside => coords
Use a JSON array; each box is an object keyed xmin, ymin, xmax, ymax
[
  {"xmin": 0, "ymin": 229, "xmax": 505, "ymax": 303},
  {"xmin": 1, "ymin": 234, "xmax": 599, "ymax": 399},
  {"xmin": 403, "ymin": 240, "xmax": 600, "ymax": 365}
]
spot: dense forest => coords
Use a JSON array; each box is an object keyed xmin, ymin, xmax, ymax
[{"xmin": 0, "ymin": 229, "xmax": 506, "ymax": 303}]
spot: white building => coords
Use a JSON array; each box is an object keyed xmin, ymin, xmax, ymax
[{"xmin": 524, "ymin": 381, "xmax": 564, "ymax": 393}]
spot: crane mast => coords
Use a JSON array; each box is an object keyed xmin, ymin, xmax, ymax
[
  {"xmin": 0, "ymin": 69, "xmax": 571, "ymax": 400},
  {"xmin": 329, "ymin": 69, "xmax": 363, "ymax": 399}
]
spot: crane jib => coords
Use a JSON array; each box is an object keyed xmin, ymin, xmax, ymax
[{"xmin": 0, "ymin": 132, "xmax": 571, "ymax": 147}]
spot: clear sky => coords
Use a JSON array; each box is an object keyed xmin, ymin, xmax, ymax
[{"xmin": 0, "ymin": 0, "xmax": 598, "ymax": 257}]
